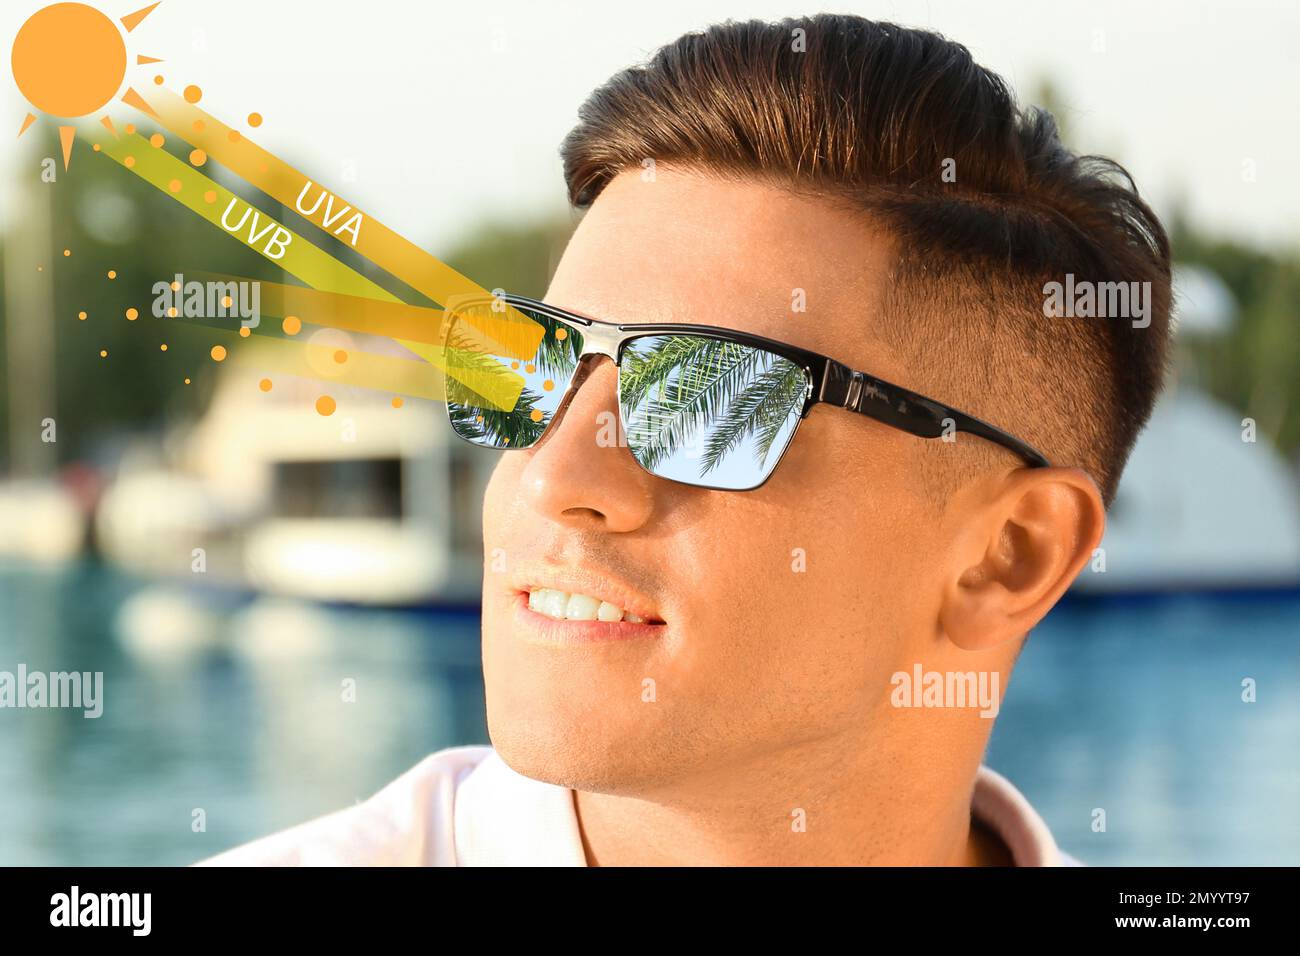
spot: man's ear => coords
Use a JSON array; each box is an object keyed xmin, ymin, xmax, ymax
[{"xmin": 938, "ymin": 467, "xmax": 1105, "ymax": 651}]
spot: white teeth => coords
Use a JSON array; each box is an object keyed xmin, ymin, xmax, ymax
[
  {"xmin": 564, "ymin": 593, "xmax": 601, "ymax": 620},
  {"xmin": 526, "ymin": 588, "xmax": 651, "ymax": 624},
  {"xmin": 529, "ymin": 588, "xmax": 567, "ymax": 619}
]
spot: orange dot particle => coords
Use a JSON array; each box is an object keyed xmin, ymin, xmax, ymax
[
  {"xmin": 189, "ymin": 148, "xmax": 206, "ymax": 167},
  {"xmin": 238, "ymin": 327, "xmax": 251, "ymax": 338},
  {"xmin": 203, "ymin": 189, "xmax": 217, "ymax": 204},
  {"xmin": 248, "ymin": 112, "xmax": 263, "ymax": 127},
  {"xmin": 124, "ymin": 123, "xmax": 136, "ymax": 134},
  {"xmin": 525, "ymin": 363, "xmax": 536, "ymax": 374},
  {"xmin": 168, "ymin": 179, "xmax": 182, "ymax": 193},
  {"xmin": 184, "ymin": 378, "xmax": 191, "ymax": 385},
  {"xmin": 510, "ymin": 360, "xmax": 520, "ymax": 370},
  {"xmin": 167, "ymin": 307, "xmax": 177, "ymax": 317},
  {"xmin": 315, "ymin": 396, "xmax": 336, "ymax": 416},
  {"xmin": 153, "ymin": 75, "xmax": 164, "ymax": 85},
  {"xmin": 125, "ymin": 307, "xmax": 138, "ymax": 321},
  {"xmin": 555, "ymin": 328, "xmax": 568, "ymax": 340},
  {"xmin": 124, "ymin": 156, "xmax": 135, "ymax": 168},
  {"xmin": 259, "ymin": 378, "xmax": 273, "ymax": 392},
  {"xmin": 333, "ymin": 349, "xmax": 348, "ymax": 364},
  {"xmin": 282, "ymin": 315, "xmax": 301, "ymax": 335},
  {"xmin": 221, "ymin": 295, "xmax": 232, "ymax": 308},
  {"xmin": 149, "ymin": 133, "xmax": 164, "ymax": 148},
  {"xmin": 391, "ymin": 397, "xmax": 404, "ymax": 409},
  {"xmin": 160, "ymin": 344, "xmax": 168, "ymax": 351},
  {"xmin": 228, "ymin": 129, "xmax": 241, "ymax": 143},
  {"xmin": 192, "ymin": 119, "xmax": 205, "ymax": 133},
  {"xmin": 210, "ymin": 345, "xmax": 227, "ymax": 362},
  {"xmin": 530, "ymin": 409, "xmax": 544, "ymax": 422},
  {"xmin": 542, "ymin": 379, "xmax": 554, "ymax": 391},
  {"xmin": 183, "ymin": 85, "xmax": 202, "ymax": 104},
  {"xmin": 100, "ymin": 350, "xmax": 108, "ymax": 358},
  {"xmin": 107, "ymin": 270, "xmax": 116, "ymax": 279},
  {"xmin": 170, "ymin": 280, "xmax": 180, "ymax": 290},
  {"xmin": 62, "ymin": 248, "xmax": 70, "ymax": 257},
  {"xmin": 92, "ymin": 143, "xmax": 101, "ymax": 152},
  {"xmin": 77, "ymin": 311, "xmax": 87, "ymax": 320}
]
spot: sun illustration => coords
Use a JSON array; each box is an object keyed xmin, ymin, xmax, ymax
[{"xmin": 12, "ymin": 1, "xmax": 164, "ymax": 168}]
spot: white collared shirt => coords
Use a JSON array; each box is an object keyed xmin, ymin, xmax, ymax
[{"xmin": 198, "ymin": 745, "xmax": 1078, "ymax": 866}]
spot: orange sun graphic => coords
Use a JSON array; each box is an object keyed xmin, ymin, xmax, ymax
[{"xmin": 12, "ymin": 1, "xmax": 164, "ymax": 169}]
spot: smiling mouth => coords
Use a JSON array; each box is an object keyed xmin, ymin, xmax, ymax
[{"xmin": 525, "ymin": 588, "xmax": 661, "ymax": 625}]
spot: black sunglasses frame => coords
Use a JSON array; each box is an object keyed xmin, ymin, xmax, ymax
[{"xmin": 444, "ymin": 293, "xmax": 1051, "ymax": 490}]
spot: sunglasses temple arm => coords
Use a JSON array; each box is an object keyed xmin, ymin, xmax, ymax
[{"xmin": 818, "ymin": 361, "xmax": 1051, "ymax": 468}]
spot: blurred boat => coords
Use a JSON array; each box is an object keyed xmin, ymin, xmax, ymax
[
  {"xmin": 0, "ymin": 479, "xmax": 85, "ymax": 564},
  {"xmin": 95, "ymin": 347, "xmax": 494, "ymax": 607},
  {"xmin": 1080, "ymin": 384, "xmax": 1300, "ymax": 593},
  {"xmin": 1076, "ymin": 265, "xmax": 1300, "ymax": 594}
]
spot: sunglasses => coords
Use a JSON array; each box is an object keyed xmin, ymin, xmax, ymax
[{"xmin": 440, "ymin": 293, "xmax": 1050, "ymax": 491}]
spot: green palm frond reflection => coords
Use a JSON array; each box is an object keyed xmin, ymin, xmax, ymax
[
  {"xmin": 620, "ymin": 336, "xmax": 807, "ymax": 478},
  {"xmin": 443, "ymin": 308, "xmax": 583, "ymax": 449}
]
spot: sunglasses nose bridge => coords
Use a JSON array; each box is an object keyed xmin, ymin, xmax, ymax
[
  {"xmin": 573, "ymin": 320, "xmax": 623, "ymax": 361},
  {"xmin": 547, "ymin": 320, "xmax": 621, "ymax": 419}
]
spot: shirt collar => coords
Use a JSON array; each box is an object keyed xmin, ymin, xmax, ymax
[
  {"xmin": 454, "ymin": 751, "xmax": 1066, "ymax": 866},
  {"xmin": 453, "ymin": 750, "xmax": 586, "ymax": 866},
  {"xmin": 971, "ymin": 764, "xmax": 1066, "ymax": 866}
]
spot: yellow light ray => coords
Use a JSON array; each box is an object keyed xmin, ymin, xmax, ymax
[
  {"xmin": 100, "ymin": 115, "xmax": 119, "ymax": 138},
  {"xmin": 130, "ymin": 85, "xmax": 545, "ymax": 360},
  {"xmin": 17, "ymin": 113, "xmax": 36, "ymax": 138},
  {"xmin": 120, "ymin": 3, "xmax": 161, "ymax": 33},
  {"xmin": 189, "ymin": 273, "xmax": 540, "ymax": 360},
  {"xmin": 96, "ymin": 131, "xmax": 527, "ymax": 410},
  {"xmin": 136, "ymin": 54, "xmax": 163, "ymax": 65}
]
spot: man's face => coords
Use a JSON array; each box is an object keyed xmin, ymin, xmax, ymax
[{"xmin": 480, "ymin": 168, "xmax": 954, "ymax": 794}]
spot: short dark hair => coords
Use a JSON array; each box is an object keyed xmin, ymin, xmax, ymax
[{"xmin": 559, "ymin": 14, "xmax": 1172, "ymax": 506}]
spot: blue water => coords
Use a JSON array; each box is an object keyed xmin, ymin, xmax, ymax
[
  {"xmin": 989, "ymin": 592, "xmax": 1300, "ymax": 865},
  {"xmin": 0, "ymin": 561, "xmax": 1296, "ymax": 866}
]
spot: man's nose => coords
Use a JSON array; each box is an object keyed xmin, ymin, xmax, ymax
[{"xmin": 517, "ymin": 356, "xmax": 658, "ymax": 532}]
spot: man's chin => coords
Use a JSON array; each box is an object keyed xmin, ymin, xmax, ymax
[{"xmin": 485, "ymin": 703, "xmax": 681, "ymax": 796}]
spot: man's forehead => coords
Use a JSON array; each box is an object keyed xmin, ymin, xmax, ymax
[{"xmin": 546, "ymin": 167, "xmax": 902, "ymax": 374}]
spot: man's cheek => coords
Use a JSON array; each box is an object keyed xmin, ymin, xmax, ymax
[
  {"xmin": 663, "ymin": 569, "xmax": 768, "ymax": 677},
  {"xmin": 481, "ymin": 456, "xmax": 522, "ymax": 545}
]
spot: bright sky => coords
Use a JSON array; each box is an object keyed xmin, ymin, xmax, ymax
[{"xmin": 2, "ymin": 0, "xmax": 1297, "ymax": 255}]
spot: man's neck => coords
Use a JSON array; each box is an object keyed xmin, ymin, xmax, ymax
[{"xmin": 572, "ymin": 730, "xmax": 1002, "ymax": 866}]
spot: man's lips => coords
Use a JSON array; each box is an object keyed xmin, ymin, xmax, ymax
[
  {"xmin": 511, "ymin": 591, "xmax": 666, "ymax": 644},
  {"xmin": 525, "ymin": 587, "xmax": 654, "ymax": 623},
  {"xmin": 507, "ymin": 563, "xmax": 666, "ymax": 626}
]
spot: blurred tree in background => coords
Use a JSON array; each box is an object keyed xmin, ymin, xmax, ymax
[
  {"xmin": 439, "ymin": 216, "xmax": 576, "ymax": 301},
  {"xmin": 1174, "ymin": 224, "xmax": 1300, "ymax": 454}
]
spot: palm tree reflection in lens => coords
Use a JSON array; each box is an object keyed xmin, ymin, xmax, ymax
[
  {"xmin": 620, "ymin": 336, "xmax": 807, "ymax": 487},
  {"xmin": 445, "ymin": 309, "xmax": 584, "ymax": 449}
]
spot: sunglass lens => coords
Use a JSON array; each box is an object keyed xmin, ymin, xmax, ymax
[
  {"xmin": 619, "ymin": 335, "xmax": 808, "ymax": 489},
  {"xmin": 443, "ymin": 303, "xmax": 583, "ymax": 449}
]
